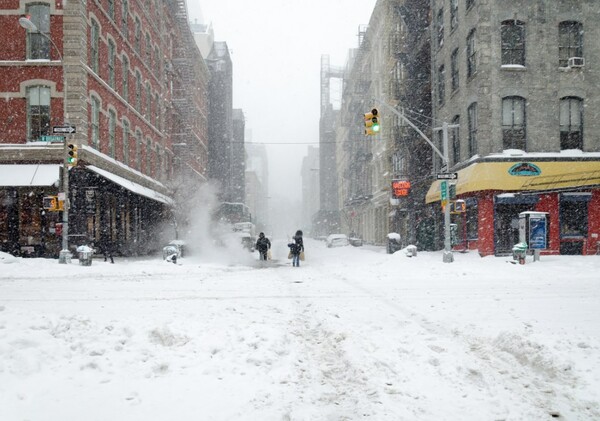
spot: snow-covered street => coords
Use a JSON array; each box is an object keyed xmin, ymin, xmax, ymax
[{"xmin": 1, "ymin": 239, "xmax": 599, "ymax": 420}]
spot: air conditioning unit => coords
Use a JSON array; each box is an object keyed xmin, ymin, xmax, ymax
[{"xmin": 568, "ymin": 57, "xmax": 585, "ymax": 68}]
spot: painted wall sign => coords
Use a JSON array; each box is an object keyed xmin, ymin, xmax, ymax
[{"xmin": 508, "ymin": 162, "xmax": 542, "ymax": 176}]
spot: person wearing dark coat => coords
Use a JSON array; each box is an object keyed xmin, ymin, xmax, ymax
[
  {"xmin": 255, "ymin": 232, "xmax": 271, "ymax": 260},
  {"xmin": 287, "ymin": 230, "xmax": 304, "ymax": 267}
]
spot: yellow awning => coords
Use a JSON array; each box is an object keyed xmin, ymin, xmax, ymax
[{"xmin": 426, "ymin": 160, "xmax": 600, "ymax": 203}]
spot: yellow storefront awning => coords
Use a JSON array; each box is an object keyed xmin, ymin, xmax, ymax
[{"xmin": 426, "ymin": 160, "xmax": 600, "ymax": 203}]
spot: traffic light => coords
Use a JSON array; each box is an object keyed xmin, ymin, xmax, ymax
[
  {"xmin": 364, "ymin": 108, "xmax": 380, "ymax": 136},
  {"xmin": 67, "ymin": 143, "xmax": 78, "ymax": 167}
]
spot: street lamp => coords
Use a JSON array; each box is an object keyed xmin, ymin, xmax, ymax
[{"xmin": 19, "ymin": 15, "xmax": 71, "ymax": 264}]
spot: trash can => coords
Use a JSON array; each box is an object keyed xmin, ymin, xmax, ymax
[
  {"xmin": 76, "ymin": 245, "xmax": 93, "ymax": 266},
  {"xmin": 512, "ymin": 242, "xmax": 528, "ymax": 265},
  {"xmin": 387, "ymin": 233, "xmax": 402, "ymax": 254}
]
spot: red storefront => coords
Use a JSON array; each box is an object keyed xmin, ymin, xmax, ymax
[{"xmin": 427, "ymin": 156, "xmax": 600, "ymax": 256}]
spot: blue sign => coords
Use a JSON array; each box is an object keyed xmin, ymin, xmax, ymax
[
  {"xmin": 508, "ymin": 162, "xmax": 541, "ymax": 176},
  {"xmin": 529, "ymin": 216, "xmax": 547, "ymax": 249}
]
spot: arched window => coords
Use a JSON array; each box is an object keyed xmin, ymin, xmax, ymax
[
  {"xmin": 560, "ymin": 97, "xmax": 583, "ymax": 150},
  {"xmin": 108, "ymin": 109, "xmax": 116, "ymax": 158},
  {"xmin": 25, "ymin": 3, "xmax": 50, "ymax": 59},
  {"xmin": 91, "ymin": 96, "xmax": 101, "ymax": 149},
  {"xmin": 27, "ymin": 85, "xmax": 51, "ymax": 141},
  {"xmin": 502, "ymin": 96, "xmax": 526, "ymax": 150},
  {"xmin": 90, "ymin": 19, "xmax": 100, "ymax": 73},
  {"xmin": 501, "ymin": 20, "xmax": 526, "ymax": 65},
  {"xmin": 122, "ymin": 119, "xmax": 130, "ymax": 165}
]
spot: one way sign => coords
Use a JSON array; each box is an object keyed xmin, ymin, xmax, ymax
[
  {"xmin": 436, "ymin": 172, "xmax": 458, "ymax": 180},
  {"xmin": 52, "ymin": 125, "xmax": 76, "ymax": 134}
]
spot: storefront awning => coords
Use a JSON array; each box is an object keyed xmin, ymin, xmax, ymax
[
  {"xmin": 0, "ymin": 164, "xmax": 61, "ymax": 187},
  {"xmin": 426, "ymin": 159, "xmax": 600, "ymax": 203},
  {"xmin": 87, "ymin": 165, "xmax": 173, "ymax": 205}
]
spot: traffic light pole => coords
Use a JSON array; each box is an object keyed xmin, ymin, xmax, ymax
[{"xmin": 371, "ymin": 100, "xmax": 457, "ymax": 263}]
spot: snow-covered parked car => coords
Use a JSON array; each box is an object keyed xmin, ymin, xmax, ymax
[{"xmin": 326, "ymin": 234, "xmax": 349, "ymax": 248}]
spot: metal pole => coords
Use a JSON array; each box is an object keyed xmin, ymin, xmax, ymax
[
  {"xmin": 44, "ymin": 32, "xmax": 71, "ymax": 263},
  {"xmin": 441, "ymin": 122, "xmax": 453, "ymax": 263}
]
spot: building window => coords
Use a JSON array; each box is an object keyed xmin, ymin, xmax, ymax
[
  {"xmin": 560, "ymin": 97, "xmax": 583, "ymax": 150},
  {"xmin": 437, "ymin": 65, "xmax": 445, "ymax": 105},
  {"xmin": 436, "ymin": 8, "xmax": 444, "ymax": 48},
  {"xmin": 27, "ymin": 86, "xmax": 51, "ymax": 141},
  {"xmin": 559, "ymin": 21, "xmax": 583, "ymax": 67},
  {"xmin": 122, "ymin": 56, "xmax": 129, "ymax": 102},
  {"xmin": 107, "ymin": 0, "xmax": 115, "ymax": 20},
  {"xmin": 146, "ymin": 139, "xmax": 152, "ymax": 174},
  {"xmin": 451, "ymin": 48, "xmax": 459, "ymax": 92},
  {"xmin": 501, "ymin": 20, "xmax": 526, "ymax": 66},
  {"xmin": 135, "ymin": 129, "xmax": 142, "ymax": 170},
  {"xmin": 91, "ymin": 96, "xmax": 100, "ymax": 149},
  {"xmin": 134, "ymin": 17, "xmax": 141, "ymax": 54},
  {"xmin": 145, "ymin": 33, "xmax": 152, "ymax": 62},
  {"xmin": 90, "ymin": 19, "xmax": 100, "ymax": 73},
  {"xmin": 467, "ymin": 29, "xmax": 476, "ymax": 77},
  {"xmin": 122, "ymin": 120, "xmax": 130, "ymax": 165},
  {"xmin": 468, "ymin": 102, "xmax": 478, "ymax": 156},
  {"xmin": 146, "ymin": 83, "xmax": 152, "ymax": 120},
  {"xmin": 502, "ymin": 96, "xmax": 526, "ymax": 150},
  {"xmin": 121, "ymin": 0, "xmax": 129, "ymax": 39},
  {"xmin": 108, "ymin": 109, "xmax": 116, "ymax": 158},
  {"xmin": 154, "ymin": 46, "xmax": 160, "ymax": 77},
  {"xmin": 466, "ymin": 0, "xmax": 475, "ymax": 10},
  {"xmin": 135, "ymin": 71, "xmax": 142, "ymax": 111},
  {"xmin": 450, "ymin": 0, "xmax": 458, "ymax": 31},
  {"xmin": 108, "ymin": 39, "xmax": 116, "ymax": 89},
  {"xmin": 452, "ymin": 115, "xmax": 460, "ymax": 164},
  {"xmin": 25, "ymin": 3, "xmax": 50, "ymax": 59},
  {"xmin": 154, "ymin": 93, "xmax": 160, "ymax": 128}
]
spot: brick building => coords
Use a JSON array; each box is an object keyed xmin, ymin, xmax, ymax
[{"xmin": 0, "ymin": 0, "xmax": 209, "ymax": 257}]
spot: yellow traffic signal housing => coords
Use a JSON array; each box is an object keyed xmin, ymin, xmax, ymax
[
  {"xmin": 364, "ymin": 108, "xmax": 380, "ymax": 136},
  {"xmin": 67, "ymin": 143, "xmax": 78, "ymax": 167},
  {"xmin": 42, "ymin": 196, "xmax": 63, "ymax": 212}
]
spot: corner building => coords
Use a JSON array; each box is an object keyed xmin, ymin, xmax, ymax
[
  {"xmin": 0, "ymin": 0, "xmax": 208, "ymax": 257},
  {"xmin": 427, "ymin": 0, "xmax": 600, "ymax": 256}
]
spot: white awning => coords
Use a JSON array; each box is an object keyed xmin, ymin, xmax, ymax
[
  {"xmin": 87, "ymin": 165, "xmax": 173, "ymax": 205},
  {"xmin": 0, "ymin": 164, "xmax": 61, "ymax": 187}
]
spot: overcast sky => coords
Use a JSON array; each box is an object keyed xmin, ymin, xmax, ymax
[{"xmin": 186, "ymin": 0, "xmax": 377, "ymax": 203}]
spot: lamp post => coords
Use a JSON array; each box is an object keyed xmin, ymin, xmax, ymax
[{"xmin": 19, "ymin": 16, "xmax": 71, "ymax": 263}]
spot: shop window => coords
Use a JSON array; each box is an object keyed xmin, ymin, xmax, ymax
[
  {"xmin": 466, "ymin": 200, "xmax": 478, "ymax": 240},
  {"xmin": 502, "ymin": 96, "xmax": 526, "ymax": 150},
  {"xmin": 560, "ymin": 97, "xmax": 583, "ymax": 150},
  {"xmin": 27, "ymin": 86, "xmax": 51, "ymax": 141},
  {"xmin": 25, "ymin": 3, "xmax": 50, "ymax": 59},
  {"xmin": 501, "ymin": 20, "xmax": 526, "ymax": 66},
  {"xmin": 560, "ymin": 194, "xmax": 589, "ymax": 238}
]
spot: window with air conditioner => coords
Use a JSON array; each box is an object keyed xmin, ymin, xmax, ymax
[{"xmin": 559, "ymin": 21, "xmax": 583, "ymax": 67}]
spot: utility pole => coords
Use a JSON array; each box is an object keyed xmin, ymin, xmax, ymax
[{"xmin": 372, "ymin": 99, "xmax": 458, "ymax": 263}]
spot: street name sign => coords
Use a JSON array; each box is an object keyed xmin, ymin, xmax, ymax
[
  {"xmin": 40, "ymin": 135, "xmax": 65, "ymax": 142},
  {"xmin": 437, "ymin": 172, "xmax": 458, "ymax": 180},
  {"xmin": 52, "ymin": 125, "xmax": 76, "ymax": 134}
]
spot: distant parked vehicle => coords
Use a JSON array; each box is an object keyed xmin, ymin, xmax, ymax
[
  {"xmin": 326, "ymin": 234, "xmax": 349, "ymax": 248},
  {"xmin": 349, "ymin": 236, "xmax": 363, "ymax": 247}
]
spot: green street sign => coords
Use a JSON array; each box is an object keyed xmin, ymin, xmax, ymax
[
  {"xmin": 440, "ymin": 181, "xmax": 447, "ymax": 201},
  {"xmin": 40, "ymin": 135, "xmax": 65, "ymax": 142}
]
